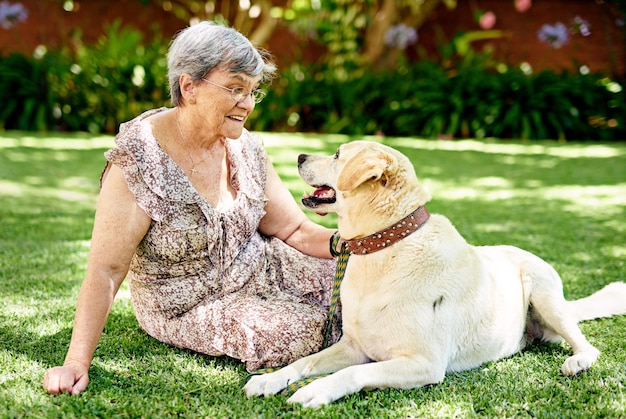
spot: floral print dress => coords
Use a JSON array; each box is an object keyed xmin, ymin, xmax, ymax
[{"xmin": 104, "ymin": 108, "xmax": 338, "ymax": 371}]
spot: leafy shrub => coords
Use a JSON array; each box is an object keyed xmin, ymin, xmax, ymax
[
  {"xmin": 1, "ymin": 22, "xmax": 624, "ymax": 141},
  {"xmin": 0, "ymin": 20, "xmax": 169, "ymax": 133},
  {"xmin": 0, "ymin": 53, "xmax": 55, "ymax": 131},
  {"xmin": 253, "ymin": 59, "xmax": 625, "ymax": 141},
  {"xmin": 54, "ymin": 20, "xmax": 170, "ymax": 133}
]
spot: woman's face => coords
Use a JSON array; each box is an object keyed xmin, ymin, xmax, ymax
[{"xmin": 193, "ymin": 68, "xmax": 262, "ymax": 140}]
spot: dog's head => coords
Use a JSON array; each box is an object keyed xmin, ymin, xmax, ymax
[{"xmin": 298, "ymin": 141, "xmax": 431, "ymax": 239}]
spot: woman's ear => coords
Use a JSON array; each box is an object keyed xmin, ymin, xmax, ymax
[{"xmin": 179, "ymin": 74, "xmax": 196, "ymax": 104}]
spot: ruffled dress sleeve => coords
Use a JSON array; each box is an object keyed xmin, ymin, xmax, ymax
[{"xmin": 104, "ymin": 108, "xmax": 204, "ymax": 229}]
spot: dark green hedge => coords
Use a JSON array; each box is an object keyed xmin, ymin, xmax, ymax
[
  {"xmin": 1, "ymin": 22, "xmax": 624, "ymax": 140},
  {"xmin": 0, "ymin": 21, "xmax": 170, "ymax": 133},
  {"xmin": 250, "ymin": 61, "xmax": 625, "ymax": 141}
]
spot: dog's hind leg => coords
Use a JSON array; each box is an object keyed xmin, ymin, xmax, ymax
[
  {"xmin": 533, "ymin": 304, "xmax": 599, "ymax": 375},
  {"xmin": 527, "ymin": 270, "xmax": 600, "ymax": 376},
  {"xmin": 555, "ymin": 282, "xmax": 626, "ymax": 375}
]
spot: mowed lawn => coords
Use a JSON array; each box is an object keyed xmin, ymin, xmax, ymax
[{"xmin": 1, "ymin": 131, "xmax": 625, "ymax": 418}]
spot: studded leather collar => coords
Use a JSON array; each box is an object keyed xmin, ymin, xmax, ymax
[{"xmin": 343, "ymin": 206, "xmax": 430, "ymax": 255}]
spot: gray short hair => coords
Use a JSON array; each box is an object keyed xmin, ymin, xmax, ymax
[{"xmin": 167, "ymin": 21, "xmax": 277, "ymax": 106}]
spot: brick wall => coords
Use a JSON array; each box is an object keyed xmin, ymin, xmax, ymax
[
  {"xmin": 0, "ymin": 0, "xmax": 623, "ymax": 78},
  {"xmin": 418, "ymin": 0, "xmax": 625, "ymax": 76},
  {"xmin": 0, "ymin": 0, "xmax": 184, "ymax": 53}
]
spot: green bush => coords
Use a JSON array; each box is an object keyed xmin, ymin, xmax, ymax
[
  {"xmin": 54, "ymin": 20, "xmax": 170, "ymax": 133},
  {"xmin": 0, "ymin": 20, "xmax": 169, "ymax": 133},
  {"xmin": 0, "ymin": 23, "xmax": 624, "ymax": 141},
  {"xmin": 0, "ymin": 53, "xmax": 55, "ymax": 131},
  {"xmin": 253, "ymin": 60, "xmax": 626, "ymax": 141}
]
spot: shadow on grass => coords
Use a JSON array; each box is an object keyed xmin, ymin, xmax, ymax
[
  {"xmin": 1, "ymin": 308, "xmax": 255, "ymax": 417},
  {"xmin": 2, "ymin": 133, "xmax": 625, "ymax": 417},
  {"xmin": 0, "ymin": 324, "xmax": 74, "ymax": 367}
]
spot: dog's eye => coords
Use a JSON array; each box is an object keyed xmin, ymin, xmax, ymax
[{"xmin": 334, "ymin": 149, "xmax": 340, "ymax": 159}]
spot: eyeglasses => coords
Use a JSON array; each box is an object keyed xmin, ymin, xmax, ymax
[{"xmin": 202, "ymin": 78, "xmax": 266, "ymax": 104}]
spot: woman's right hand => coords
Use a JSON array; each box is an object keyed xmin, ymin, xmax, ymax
[
  {"xmin": 42, "ymin": 164, "xmax": 151, "ymax": 396},
  {"xmin": 43, "ymin": 361, "xmax": 89, "ymax": 395}
]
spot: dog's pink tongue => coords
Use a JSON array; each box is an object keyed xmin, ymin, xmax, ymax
[
  {"xmin": 302, "ymin": 187, "xmax": 331, "ymax": 216},
  {"xmin": 313, "ymin": 186, "xmax": 334, "ymax": 198},
  {"xmin": 313, "ymin": 187, "xmax": 332, "ymax": 216}
]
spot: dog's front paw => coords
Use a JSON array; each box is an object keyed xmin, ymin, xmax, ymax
[
  {"xmin": 287, "ymin": 375, "xmax": 345, "ymax": 408},
  {"xmin": 244, "ymin": 366, "xmax": 300, "ymax": 397},
  {"xmin": 561, "ymin": 348, "xmax": 600, "ymax": 376}
]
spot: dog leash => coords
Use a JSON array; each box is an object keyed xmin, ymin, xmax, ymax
[
  {"xmin": 241, "ymin": 240, "xmax": 350, "ymax": 395},
  {"xmin": 324, "ymin": 235, "xmax": 348, "ymax": 347}
]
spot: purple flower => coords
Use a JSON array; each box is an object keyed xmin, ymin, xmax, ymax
[
  {"xmin": 537, "ymin": 22, "xmax": 569, "ymax": 49},
  {"xmin": 0, "ymin": 1, "xmax": 28, "ymax": 29},
  {"xmin": 571, "ymin": 15, "xmax": 591, "ymax": 36},
  {"xmin": 384, "ymin": 24, "xmax": 418, "ymax": 49}
]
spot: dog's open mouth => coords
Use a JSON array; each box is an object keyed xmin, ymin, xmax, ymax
[{"xmin": 302, "ymin": 186, "xmax": 336, "ymax": 216}]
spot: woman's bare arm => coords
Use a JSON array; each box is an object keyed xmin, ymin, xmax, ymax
[
  {"xmin": 258, "ymin": 162, "xmax": 335, "ymax": 258},
  {"xmin": 43, "ymin": 164, "xmax": 151, "ymax": 395}
]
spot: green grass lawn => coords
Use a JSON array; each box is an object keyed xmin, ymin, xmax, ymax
[{"xmin": 1, "ymin": 131, "xmax": 625, "ymax": 418}]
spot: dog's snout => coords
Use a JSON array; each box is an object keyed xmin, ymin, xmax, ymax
[{"xmin": 298, "ymin": 154, "xmax": 308, "ymax": 167}]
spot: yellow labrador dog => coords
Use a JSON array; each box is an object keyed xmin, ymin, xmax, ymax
[{"xmin": 245, "ymin": 140, "xmax": 626, "ymax": 407}]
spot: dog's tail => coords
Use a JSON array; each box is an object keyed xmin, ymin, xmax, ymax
[{"xmin": 569, "ymin": 282, "xmax": 626, "ymax": 323}]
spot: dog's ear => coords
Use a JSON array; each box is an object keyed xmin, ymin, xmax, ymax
[{"xmin": 337, "ymin": 151, "xmax": 392, "ymax": 192}]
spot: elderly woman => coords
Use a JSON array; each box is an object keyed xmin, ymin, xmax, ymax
[{"xmin": 43, "ymin": 21, "xmax": 339, "ymax": 395}]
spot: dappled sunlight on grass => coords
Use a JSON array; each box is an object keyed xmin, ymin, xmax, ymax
[
  {"xmin": 5, "ymin": 148, "xmax": 80, "ymax": 163},
  {"xmin": 0, "ymin": 178, "xmax": 98, "ymax": 204},
  {"xmin": 432, "ymin": 181, "xmax": 626, "ymax": 216},
  {"xmin": 433, "ymin": 181, "xmax": 517, "ymax": 201},
  {"xmin": 495, "ymin": 153, "xmax": 560, "ymax": 169},
  {"xmin": 542, "ymin": 184, "xmax": 626, "ymax": 213},
  {"xmin": 471, "ymin": 221, "xmax": 518, "ymax": 234},
  {"xmin": 2, "ymin": 131, "xmax": 625, "ymax": 418},
  {"xmin": 0, "ymin": 133, "xmax": 114, "ymax": 150},
  {"xmin": 569, "ymin": 251, "xmax": 594, "ymax": 263},
  {"xmin": 2, "ymin": 301, "xmax": 37, "ymax": 317},
  {"xmin": 0, "ymin": 349, "xmax": 48, "ymax": 388},
  {"xmin": 387, "ymin": 137, "xmax": 626, "ymax": 159},
  {"xmin": 603, "ymin": 245, "xmax": 626, "ymax": 258},
  {"xmin": 114, "ymin": 282, "xmax": 132, "ymax": 302},
  {"xmin": 260, "ymin": 132, "xmax": 354, "ymax": 152}
]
